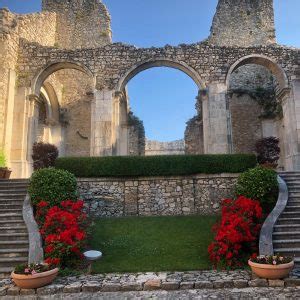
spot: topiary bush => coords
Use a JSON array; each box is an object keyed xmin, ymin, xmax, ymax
[
  {"xmin": 32, "ymin": 142, "xmax": 59, "ymax": 170},
  {"xmin": 235, "ymin": 166, "xmax": 278, "ymax": 211},
  {"xmin": 55, "ymin": 154, "xmax": 257, "ymax": 177},
  {"xmin": 28, "ymin": 168, "xmax": 78, "ymax": 207}
]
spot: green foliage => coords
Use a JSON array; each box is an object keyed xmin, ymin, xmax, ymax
[
  {"xmin": 235, "ymin": 166, "xmax": 278, "ymax": 208},
  {"xmin": 229, "ymin": 87, "xmax": 282, "ymax": 119},
  {"xmin": 28, "ymin": 168, "xmax": 78, "ymax": 206},
  {"xmin": 55, "ymin": 154, "xmax": 257, "ymax": 178},
  {"xmin": 0, "ymin": 149, "xmax": 6, "ymax": 168},
  {"xmin": 90, "ymin": 215, "xmax": 218, "ymax": 273}
]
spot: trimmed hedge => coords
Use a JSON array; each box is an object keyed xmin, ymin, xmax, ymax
[{"xmin": 55, "ymin": 154, "xmax": 257, "ymax": 178}]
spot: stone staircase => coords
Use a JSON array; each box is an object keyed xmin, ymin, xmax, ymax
[
  {"xmin": 0, "ymin": 179, "xmax": 29, "ymax": 278},
  {"xmin": 273, "ymin": 172, "xmax": 300, "ymax": 265}
]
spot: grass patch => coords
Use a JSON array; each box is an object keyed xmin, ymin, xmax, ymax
[{"xmin": 89, "ymin": 215, "xmax": 218, "ymax": 273}]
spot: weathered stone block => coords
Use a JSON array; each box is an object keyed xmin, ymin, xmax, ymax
[
  {"xmin": 144, "ymin": 279, "xmax": 161, "ymax": 291},
  {"xmin": 268, "ymin": 279, "xmax": 285, "ymax": 287},
  {"xmin": 20, "ymin": 289, "xmax": 36, "ymax": 295},
  {"xmin": 101, "ymin": 282, "xmax": 121, "ymax": 292},
  {"xmin": 248, "ymin": 279, "xmax": 268, "ymax": 287},
  {"xmin": 161, "ymin": 281, "xmax": 180, "ymax": 290},
  {"xmin": 195, "ymin": 281, "xmax": 213, "ymax": 289},
  {"xmin": 63, "ymin": 282, "xmax": 82, "ymax": 293},
  {"xmin": 6, "ymin": 286, "xmax": 20, "ymax": 296},
  {"xmin": 180, "ymin": 281, "xmax": 194, "ymax": 290},
  {"xmin": 82, "ymin": 281, "xmax": 102, "ymax": 292}
]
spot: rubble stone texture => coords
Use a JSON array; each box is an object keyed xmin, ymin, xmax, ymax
[
  {"xmin": 78, "ymin": 174, "xmax": 238, "ymax": 217},
  {"xmin": 0, "ymin": 0, "xmax": 300, "ymax": 178}
]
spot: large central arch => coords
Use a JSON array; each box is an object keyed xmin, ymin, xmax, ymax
[{"xmin": 116, "ymin": 58, "xmax": 204, "ymax": 92}]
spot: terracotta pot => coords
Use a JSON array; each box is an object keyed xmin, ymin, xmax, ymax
[
  {"xmin": 0, "ymin": 168, "xmax": 6, "ymax": 179},
  {"xmin": 4, "ymin": 169, "xmax": 11, "ymax": 179},
  {"xmin": 248, "ymin": 260, "xmax": 294, "ymax": 279},
  {"xmin": 11, "ymin": 268, "xmax": 59, "ymax": 289}
]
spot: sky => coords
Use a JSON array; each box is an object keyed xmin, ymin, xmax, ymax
[{"xmin": 1, "ymin": 0, "xmax": 300, "ymax": 141}]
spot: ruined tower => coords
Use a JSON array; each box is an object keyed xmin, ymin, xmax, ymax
[
  {"xmin": 42, "ymin": 0, "xmax": 112, "ymax": 49},
  {"xmin": 208, "ymin": 0, "xmax": 276, "ymax": 47}
]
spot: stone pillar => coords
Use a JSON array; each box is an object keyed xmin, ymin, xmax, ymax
[
  {"xmin": 280, "ymin": 81, "xmax": 300, "ymax": 170},
  {"xmin": 9, "ymin": 88, "xmax": 34, "ymax": 178},
  {"xmin": 203, "ymin": 83, "xmax": 230, "ymax": 154},
  {"xmin": 90, "ymin": 89, "xmax": 114, "ymax": 156}
]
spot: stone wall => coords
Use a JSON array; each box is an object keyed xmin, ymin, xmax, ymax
[
  {"xmin": 128, "ymin": 112, "xmax": 145, "ymax": 156},
  {"xmin": 77, "ymin": 174, "xmax": 238, "ymax": 217},
  {"xmin": 42, "ymin": 0, "xmax": 112, "ymax": 49},
  {"xmin": 208, "ymin": 0, "xmax": 276, "ymax": 47},
  {"xmin": 184, "ymin": 116, "xmax": 204, "ymax": 154},
  {"xmin": 145, "ymin": 139, "xmax": 185, "ymax": 156},
  {"xmin": 228, "ymin": 64, "xmax": 277, "ymax": 154}
]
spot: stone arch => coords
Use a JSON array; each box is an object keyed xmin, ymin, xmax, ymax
[
  {"xmin": 41, "ymin": 82, "xmax": 60, "ymax": 123},
  {"xmin": 116, "ymin": 58, "xmax": 204, "ymax": 92},
  {"xmin": 226, "ymin": 54, "xmax": 289, "ymax": 91},
  {"xmin": 31, "ymin": 60, "xmax": 95, "ymax": 96}
]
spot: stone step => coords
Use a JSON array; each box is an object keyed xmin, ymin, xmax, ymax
[
  {"xmin": 273, "ymin": 239, "xmax": 300, "ymax": 248},
  {"xmin": 0, "ymin": 199, "xmax": 24, "ymax": 205},
  {"xmin": 288, "ymin": 193, "xmax": 300, "ymax": 197},
  {"xmin": 277, "ymin": 218, "xmax": 300, "ymax": 225},
  {"xmin": 0, "ymin": 194, "xmax": 26, "ymax": 200},
  {"xmin": 0, "ymin": 241, "xmax": 29, "ymax": 249},
  {"xmin": 0, "ymin": 226, "xmax": 27, "ymax": 234},
  {"xmin": 285, "ymin": 206, "xmax": 300, "ymax": 212},
  {"xmin": 0, "ymin": 203, "xmax": 23, "ymax": 209},
  {"xmin": 0, "ymin": 257, "xmax": 28, "ymax": 268},
  {"xmin": 273, "ymin": 247, "xmax": 300, "ymax": 256},
  {"xmin": 0, "ymin": 208, "xmax": 23, "ymax": 214},
  {"xmin": 0, "ymin": 267, "xmax": 13, "ymax": 278},
  {"xmin": 0, "ymin": 213, "xmax": 23, "ymax": 221},
  {"xmin": 273, "ymin": 224, "xmax": 300, "ymax": 232},
  {"xmin": 0, "ymin": 189, "xmax": 27, "ymax": 193},
  {"xmin": 286, "ymin": 201, "xmax": 300, "ymax": 206},
  {"xmin": 281, "ymin": 211, "xmax": 300, "ymax": 217},
  {"xmin": 273, "ymin": 231, "xmax": 300, "ymax": 240},
  {"xmin": 0, "ymin": 220, "xmax": 25, "ymax": 226},
  {"xmin": 0, "ymin": 248, "xmax": 29, "ymax": 258},
  {"xmin": 0, "ymin": 233, "xmax": 28, "ymax": 241}
]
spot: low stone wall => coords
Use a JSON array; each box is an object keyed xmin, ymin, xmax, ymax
[{"xmin": 77, "ymin": 174, "xmax": 238, "ymax": 218}]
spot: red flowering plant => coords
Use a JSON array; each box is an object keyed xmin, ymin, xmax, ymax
[
  {"xmin": 35, "ymin": 200, "xmax": 88, "ymax": 268},
  {"xmin": 208, "ymin": 196, "xmax": 263, "ymax": 269}
]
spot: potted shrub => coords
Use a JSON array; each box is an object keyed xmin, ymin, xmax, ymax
[
  {"xmin": 11, "ymin": 263, "xmax": 59, "ymax": 289},
  {"xmin": 248, "ymin": 254, "xmax": 294, "ymax": 279},
  {"xmin": 0, "ymin": 149, "xmax": 11, "ymax": 179}
]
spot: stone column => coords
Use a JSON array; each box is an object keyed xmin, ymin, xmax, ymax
[
  {"xmin": 90, "ymin": 89, "xmax": 114, "ymax": 156},
  {"xmin": 279, "ymin": 80, "xmax": 300, "ymax": 170},
  {"xmin": 203, "ymin": 83, "xmax": 230, "ymax": 154}
]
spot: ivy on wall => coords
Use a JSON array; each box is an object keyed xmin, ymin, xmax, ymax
[{"xmin": 228, "ymin": 87, "xmax": 282, "ymax": 119}]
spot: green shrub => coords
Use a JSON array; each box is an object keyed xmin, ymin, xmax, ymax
[
  {"xmin": 55, "ymin": 154, "xmax": 257, "ymax": 178},
  {"xmin": 235, "ymin": 166, "xmax": 278, "ymax": 209},
  {"xmin": 28, "ymin": 168, "xmax": 78, "ymax": 206},
  {"xmin": 0, "ymin": 149, "xmax": 6, "ymax": 168}
]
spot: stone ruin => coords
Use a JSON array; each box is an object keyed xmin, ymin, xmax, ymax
[{"xmin": 0, "ymin": 0, "xmax": 300, "ymax": 178}]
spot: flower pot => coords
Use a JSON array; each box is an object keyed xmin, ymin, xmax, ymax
[
  {"xmin": 4, "ymin": 169, "xmax": 11, "ymax": 179},
  {"xmin": 0, "ymin": 168, "xmax": 6, "ymax": 179},
  {"xmin": 11, "ymin": 268, "xmax": 59, "ymax": 289},
  {"xmin": 248, "ymin": 259, "xmax": 294, "ymax": 279}
]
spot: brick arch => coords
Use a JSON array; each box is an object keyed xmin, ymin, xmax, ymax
[
  {"xmin": 226, "ymin": 54, "xmax": 289, "ymax": 91},
  {"xmin": 116, "ymin": 58, "xmax": 204, "ymax": 92},
  {"xmin": 31, "ymin": 60, "xmax": 95, "ymax": 97}
]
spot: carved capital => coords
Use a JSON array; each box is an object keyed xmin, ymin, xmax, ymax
[{"xmin": 27, "ymin": 94, "xmax": 40, "ymax": 102}]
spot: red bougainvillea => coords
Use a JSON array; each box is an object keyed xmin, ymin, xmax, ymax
[
  {"xmin": 208, "ymin": 196, "xmax": 263, "ymax": 269},
  {"xmin": 36, "ymin": 200, "xmax": 87, "ymax": 267}
]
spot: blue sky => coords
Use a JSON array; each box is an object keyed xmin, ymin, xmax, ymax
[{"xmin": 1, "ymin": 1, "xmax": 300, "ymax": 141}]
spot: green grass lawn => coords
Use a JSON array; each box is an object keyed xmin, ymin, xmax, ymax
[{"xmin": 89, "ymin": 215, "xmax": 218, "ymax": 273}]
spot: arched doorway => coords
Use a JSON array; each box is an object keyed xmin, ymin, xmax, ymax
[
  {"xmin": 114, "ymin": 59, "xmax": 204, "ymax": 156},
  {"xmin": 226, "ymin": 55, "xmax": 290, "ymax": 169}
]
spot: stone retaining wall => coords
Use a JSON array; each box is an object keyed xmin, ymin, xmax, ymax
[{"xmin": 77, "ymin": 174, "xmax": 238, "ymax": 218}]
